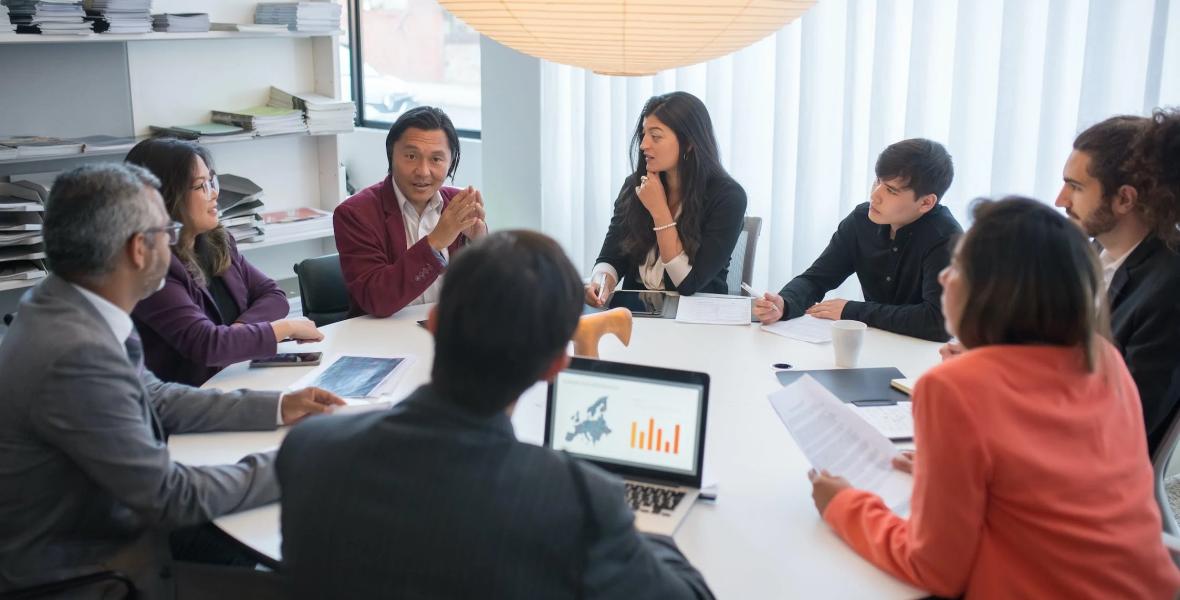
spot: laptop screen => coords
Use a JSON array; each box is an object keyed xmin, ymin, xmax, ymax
[{"xmin": 545, "ymin": 358, "xmax": 708, "ymax": 486}]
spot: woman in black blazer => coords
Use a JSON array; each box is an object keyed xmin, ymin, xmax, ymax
[{"xmin": 586, "ymin": 91, "xmax": 747, "ymax": 306}]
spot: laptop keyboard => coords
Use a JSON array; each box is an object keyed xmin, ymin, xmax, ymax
[{"xmin": 625, "ymin": 482, "xmax": 686, "ymax": 516}]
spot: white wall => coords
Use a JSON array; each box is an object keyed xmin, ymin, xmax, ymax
[{"xmin": 478, "ymin": 37, "xmax": 542, "ymax": 231}]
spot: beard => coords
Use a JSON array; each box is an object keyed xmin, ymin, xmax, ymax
[{"xmin": 1079, "ymin": 198, "xmax": 1118, "ymax": 238}]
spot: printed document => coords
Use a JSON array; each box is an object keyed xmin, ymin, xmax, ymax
[
  {"xmin": 674, "ymin": 295, "xmax": 751, "ymax": 325},
  {"xmin": 761, "ymin": 315, "xmax": 832, "ymax": 343}
]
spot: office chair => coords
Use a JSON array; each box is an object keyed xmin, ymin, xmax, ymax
[
  {"xmin": 0, "ymin": 570, "xmax": 135, "ymax": 599},
  {"xmin": 293, "ymin": 254, "xmax": 350, "ymax": 328},
  {"xmin": 1152, "ymin": 379, "xmax": 1180, "ymax": 567},
  {"xmin": 726, "ymin": 216, "xmax": 763, "ymax": 296}
]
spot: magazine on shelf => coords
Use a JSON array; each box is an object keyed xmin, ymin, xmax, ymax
[
  {"xmin": 0, "ymin": 244, "xmax": 47, "ymax": 263},
  {"xmin": 0, "ymin": 136, "xmax": 84, "ymax": 158},
  {"xmin": 261, "ymin": 207, "xmax": 330, "ymax": 225},
  {"xmin": 0, "ymin": 260, "xmax": 48, "ymax": 282}
]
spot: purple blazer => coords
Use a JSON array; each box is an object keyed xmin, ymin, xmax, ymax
[
  {"xmin": 334, "ymin": 176, "xmax": 468, "ymax": 318},
  {"xmin": 132, "ymin": 238, "xmax": 289, "ymax": 386}
]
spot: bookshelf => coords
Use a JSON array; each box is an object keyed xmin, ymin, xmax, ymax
[{"xmin": 0, "ymin": 0, "xmax": 347, "ymax": 326}]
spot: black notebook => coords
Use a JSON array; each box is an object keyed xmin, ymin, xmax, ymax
[{"xmin": 775, "ymin": 367, "xmax": 908, "ymax": 404}]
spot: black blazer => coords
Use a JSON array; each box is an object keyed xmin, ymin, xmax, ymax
[
  {"xmin": 594, "ymin": 174, "xmax": 747, "ymax": 295},
  {"xmin": 277, "ymin": 385, "xmax": 713, "ymax": 600},
  {"xmin": 1108, "ymin": 235, "xmax": 1180, "ymax": 454}
]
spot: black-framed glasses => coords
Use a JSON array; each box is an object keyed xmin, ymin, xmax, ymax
[
  {"xmin": 192, "ymin": 174, "xmax": 219, "ymax": 196},
  {"xmin": 144, "ymin": 221, "xmax": 183, "ymax": 246}
]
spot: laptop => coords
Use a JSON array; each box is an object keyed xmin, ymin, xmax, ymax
[{"xmin": 544, "ymin": 357, "xmax": 709, "ymax": 536}]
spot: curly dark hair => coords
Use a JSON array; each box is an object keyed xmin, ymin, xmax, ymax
[{"xmin": 1124, "ymin": 108, "xmax": 1180, "ymax": 248}]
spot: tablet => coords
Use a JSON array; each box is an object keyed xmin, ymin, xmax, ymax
[{"xmin": 608, "ymin": 290, "xmax": 669, "ymax": 317}]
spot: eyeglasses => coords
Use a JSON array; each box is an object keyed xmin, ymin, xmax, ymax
[
  {"xmin": 192, "ymin": 174, "xmax": 219, "ymax": 196},
  {"xmin": 144, "ymin": 221, "xmax": 183, "ymax": 246}
]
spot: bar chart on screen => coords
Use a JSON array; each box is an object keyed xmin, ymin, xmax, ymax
[{"xmin": 630, "ymin": 419, "xmax": 681, "ymax": 454}]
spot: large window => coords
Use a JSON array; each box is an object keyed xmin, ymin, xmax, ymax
[{"xmin": 342, "ymin": 0, "xmax": 481, "ymax": 135}]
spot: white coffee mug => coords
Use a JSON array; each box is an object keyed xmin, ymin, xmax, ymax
[{"xmin": 831, "ymin": 320, "xmax": 868, "ymax": 368}]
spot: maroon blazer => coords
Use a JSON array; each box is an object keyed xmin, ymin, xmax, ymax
[
  {"xmin": 132, "ymin": 238, "xmax": 289, "ymax": 386},
  {"xmin": 333, "ymin": 176, "xmax": 469, "ymax": 318}
]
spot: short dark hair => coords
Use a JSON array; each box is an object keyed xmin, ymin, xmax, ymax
[
  {"xmin": 44, "ymin": 163, "xmax": 161, "ymax": 283},
  {"xmin": 875, "ymin": 138, "xmax": 954, "ymax": 202},
  {"xmin": 955, "ymin": 196, "xmax": 1108, "ymax": 370},
  {"xmin": 1073, "ymin": 115, "xmax": 1147, "ymax": 199},
  {"xmin": 1124, "ymin": 108, "xmax": 1180, "ymax": 248},
  {"xmin": 385, "ymin": 106, "xmax": 461, "ymax": 179},
  {"xmin": 431, "ymin": 231, "xmax": 584, "ymax": 414}
]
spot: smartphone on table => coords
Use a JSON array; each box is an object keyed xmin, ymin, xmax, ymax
[{"xmin": 249, "ymin": 352, "xmax": 323, "ymax": 368}]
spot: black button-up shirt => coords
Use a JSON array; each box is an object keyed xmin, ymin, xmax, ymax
[{"xmin": 778, "ymin": 202, "xmax": 962, "ymax": 341}]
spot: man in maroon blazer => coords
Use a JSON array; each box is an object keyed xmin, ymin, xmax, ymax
[{"xmin": 334, "ymin": 106, "xmax": 487, "ymax": 317}]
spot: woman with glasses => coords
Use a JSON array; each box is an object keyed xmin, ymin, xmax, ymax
[
  {"xmin": 808, "ymin": 197, "xmax": 1180, "ymax": 598},
  {"xmin": 125, "ymin": 137, "xmax": 322, "ymax": 386}
]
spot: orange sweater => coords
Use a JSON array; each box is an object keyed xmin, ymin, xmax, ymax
[{"xmin": 824, "ymin": 343, "xmax": 1180, "ymax": 599}]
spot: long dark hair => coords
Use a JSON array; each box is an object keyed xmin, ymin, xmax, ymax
[
  {"xmin": 618, "ymin": 92, "xmax": 728, "ymax": 262},
  {"xmin": 126, "ymin": 137, "xmax": 231, "ymax": 286},
  {"xmin": 955, "ymin": 197, "xmax": 1109, "ymax": 371}
]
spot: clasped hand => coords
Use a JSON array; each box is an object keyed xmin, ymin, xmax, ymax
[{"xmin": 427, "ymin": 186, "xmax": 487, "ymax": 251}]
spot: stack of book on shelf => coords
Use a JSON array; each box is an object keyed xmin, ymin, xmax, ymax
[
  {"xmin": 1, "ymin": 3, "xmax": 16, "ymax": 33},
  {"xmin": 212, "ymin": 105, "xmax": 307, "ymax": 136},
  {"xmin": 254, "ymin": 2, "xmax": 341, "ymax": 33},
  {"xmin": 217, "ymin": 174, "xmax": 266, "ymax": 243},
  {"xmin": 262, "ymin": 206, "xmax": 331, "ymax": 236},
  {"xmin": 7, "ymin": 0, "xmax": 92, "ymax": 34},
  {"xmin": 84, "ymin": 0, "xmax": 150, "ymax": 33},
  {"xmin": 151, "ymin": 12, "xmax": 209, "ymax": 32},
  {"xmin": 0, "ymin": 136, "xmax": 84, "ymax": 159},
  {"xmin": 269, "ymin": 87, "xmax": 355, "ymax": 134},
  {"xmin": 0, "ymin": 181, "xmax": 49, "ymax": 284},
  {"xmin": 149, "ymin": 123, "xmax": 254, "ymax": 142}
]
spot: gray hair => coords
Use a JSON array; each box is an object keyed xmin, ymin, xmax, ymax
[{"xmin": 44, "ymin": 163, "xmax": 162, "ymax": 282}]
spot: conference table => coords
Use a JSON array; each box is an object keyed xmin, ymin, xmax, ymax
[{"xmin": 169, "ymin": 303, "xmax": 943, "ymax": 598}]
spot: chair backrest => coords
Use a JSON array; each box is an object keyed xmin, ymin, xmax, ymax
[
  {"xmin": 293, "ymin": 254, "xmax": 351, "ymax": 328},
  {"xmin": 1152, "ymin": 376, "xmax": 1180, "ymax": 566},
  {"xmin": 726, "ymin": 216, "xmax": 763, "ymax": 295}
]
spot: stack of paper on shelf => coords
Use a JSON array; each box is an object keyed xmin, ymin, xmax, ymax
[
  {"xmin": 151, "ymin": 12, "xmax": 209, "ymax": 32},
  {"xmin": 0, "ymin": 181, "xmax": 48, "ymax": 213},
  {"xmin": 254, "ymin": 2, "xmax": 341, "ymax": 33},
  {"xmin": 0, "ymin": 136, "xmax": 84, "ymax": 158},
  {"xmin": 0, "ymin": 210, "xmax": 46, "ymax": 282},
  {"xmin": 6, "ymin": 0, "xmax": 92, "ymax": 34},
  {"xmin": 262, "ymin": 206, "xmax": 331, "ymax": 236},
  {"xmin": 73, "ymin": 134, "xmax": 141, "ymax": 153},
  {"xmin": 84, "ymin": 0, "xmax": 150, "ymax": 33},
  {"xmin": 217, "ymin": 174, "xmax": 266, "ymax": 243},
  {"xmin": 148, "ymin": 123, "xmax": 254, "ymax": 142},
  {"xmin": 212, "ymin": 106, "xmax": 307, "ymax": 136},
  {"xmin": 1, "ymin": 3, "xmax": 16, "ymax": 32},
  {"xmin": 268, "ymin": 87, "xmax": 355, "ymax": 134}
]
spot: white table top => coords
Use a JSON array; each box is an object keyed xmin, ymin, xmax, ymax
[{"xmin": 169, "ymin": 304, "xmax": 941, "ymax": 598}]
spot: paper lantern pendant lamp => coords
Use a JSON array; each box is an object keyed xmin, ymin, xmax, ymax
[{"xmin": 437, "ymin": 1, "xmax": 816, "ymax": 76}]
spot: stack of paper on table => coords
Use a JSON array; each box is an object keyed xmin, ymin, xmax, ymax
[
  {"xmin": 760, "ymin": 315, "xmax": 832, "ymax": 343},
  {"xmin": 769, "ymin": 375, "xmax": 912, "ymax": 511}
]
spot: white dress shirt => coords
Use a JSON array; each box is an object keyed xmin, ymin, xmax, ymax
[
  {"xmin": 1099, "ymin": 239, "xmax": 1143, "ymax": 290},
  {"xmin": 393, "ymin": 183, "xmax": 447, "ymax": 305}
]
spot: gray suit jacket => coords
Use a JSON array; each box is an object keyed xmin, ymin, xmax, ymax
[
  {"xmin": 0, "ymin": 275, "xmax": 281, "ymax": 597},
  {"xmin": 278, "ymin": 384, "xmax": 714, "ymax": 600}
]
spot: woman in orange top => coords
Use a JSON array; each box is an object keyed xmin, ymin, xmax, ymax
[{"xmin": 809, "ymin": 197, "xmax": 1180, "ymax": 599}]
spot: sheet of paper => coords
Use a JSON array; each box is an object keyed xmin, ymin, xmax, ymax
[
  {"xmin": 849, "ymin": 402, "xmax": 913, "ymax": 441},
  {"xmin": 674, "ymin": 295, "xmax": 751, "ymax": 325},
  {"xmin": 761, "ymin": 315, "xmax": 832, "ymax": 343},
  {"xmin": 769, "ymin": 375, "xmax": 912, "ymax": 511}
]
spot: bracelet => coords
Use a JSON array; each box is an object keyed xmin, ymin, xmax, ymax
[{"xmin": 652, "ymin": 221, "xmax": 677, "ymax": 232}]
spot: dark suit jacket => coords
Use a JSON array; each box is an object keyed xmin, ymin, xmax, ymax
[
  {"xmin": 277, "ymin": 385, "xmax": 713, "ymax": 600},
  {"xmin": 594, "ymin": 174, "xmax": 747, "ymax": 295},
  {"xmin": 132, "ymin": 237, "xmax": 289, "ymax": 386},
  {"xmin": 1108, "ymin": 235, "xmax": 1180, "ymax": 454},
  {"xmin": 334, "ymin": 177, "xmax": 468, "ymax": 317},
  {"xmin": 0, "ymin": 276, "xmax": 280, "ymax": 598}
]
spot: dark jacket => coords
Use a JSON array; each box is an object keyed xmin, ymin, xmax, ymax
[
  {"xmin": 778, "ymin": 202, "xmax": 962, "ymax": 341},
  {"xmin": 1108, "ymin": 235, "xmax": 1180, "ymax": 454},
  {"xmin": 594, "ymin": 174, "xmax": 747, "ymax": 295},
  {"xmin": 277, "ymin": 385, "xmax": 714, "ymax": 600},
  {"xmin": 132, "ymin": 237, "xmax": 289, "ymax": 386},
  {"xmin": 333, "ymin": 177, "xmax": 467, "ymax": 318}
]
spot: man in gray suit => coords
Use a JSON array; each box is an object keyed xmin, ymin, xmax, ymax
[
  {"xmin": 278, "ymin": 231, "xmax": 714, "ymax": 599},
  {"xmin": 0, "ymin": 164, "xmax": 343, "ymax": 597}
]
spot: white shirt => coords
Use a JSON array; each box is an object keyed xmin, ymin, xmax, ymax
[
  {"xmin": 72, "ymin": 282, "xmax": 285, "ymax": 425},
  {"xmin": 393, "ymin": 183, "xmax": 447, "ymax": 305},
  {"xmin": 1099, "ymin": 239, "xmax": 1143, "ymax": 290}
]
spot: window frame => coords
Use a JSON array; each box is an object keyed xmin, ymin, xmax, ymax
[{"xmin": 345, "ymin": 0, "xmax": 482, "ymax": 139}]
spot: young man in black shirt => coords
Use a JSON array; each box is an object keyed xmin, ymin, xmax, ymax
[{"xmin": 754, "ymin": 139, "xmax": 962, "ymax": 341}]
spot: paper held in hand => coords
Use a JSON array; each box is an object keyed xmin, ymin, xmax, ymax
[{"xmin": 769, "ymin": 375, "xmax": 912, "ymax": 511}]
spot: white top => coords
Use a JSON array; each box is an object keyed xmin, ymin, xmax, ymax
[
  {"xmin": 591, "ymin": 250, "xmax": 690, "ymax": 291},
  {"xmin": 1099, "ymin": 239, "xmax": 1143, "ymax": 290},
  {"xmin": 392, "ymin": 182, "xmax": 447, "ymax": 305},
  {"xmin": 71, "ymin": 283, "xmax": 133, "ymax": 348}
]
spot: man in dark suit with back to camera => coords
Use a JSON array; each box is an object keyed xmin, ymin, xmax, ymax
[
  {"xmin": 0, "ymin": 164, "xmax": 342, "ymax": 598},
  {"xmin": 278, "ymin": 230, "xmax": 714, "ymax": 599}
]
